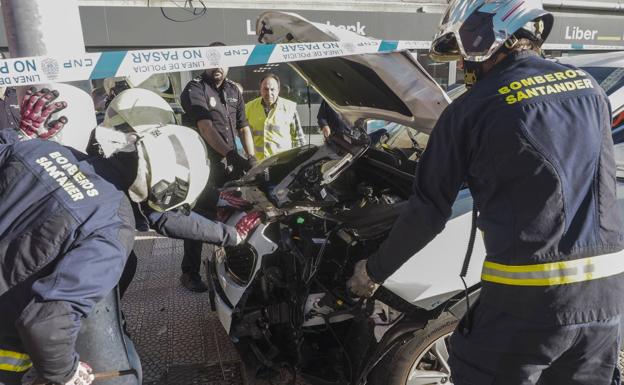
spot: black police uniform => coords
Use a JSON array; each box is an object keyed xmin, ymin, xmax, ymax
[
  {"xmin": 180, "ymin": 74, "xmax": 248, "ymax": 280},
  {"xmin": 0, "ymin": 88, "xmax": 19, "ymax": 130},
  {"xmin": 367, "ymin": 51, "xmax": 624, "ymax": 384},
  {"xmin": 317, "ymin": 100, "xmax": 351, "ymax": 136}
]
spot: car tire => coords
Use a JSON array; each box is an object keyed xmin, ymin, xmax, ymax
[{"xmin": 369, "ymin": 312, "xmax": 458, "ymax": 385}]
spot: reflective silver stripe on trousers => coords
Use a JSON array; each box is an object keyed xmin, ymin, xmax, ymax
[{"xmin": 482, "ymin": 263, "xmax": 596, "ymax": 280}]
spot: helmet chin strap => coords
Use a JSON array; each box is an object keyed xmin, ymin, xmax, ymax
[
  {"xmin": 463, "ymin": 40, "xmax": 516, "ymax": 88},
  {"xmin": 463, "ymin": 61, "xmax": 484, "ymax": 88},
  {"xmin": 128, "ymin": 147, "xmax": 150, "ymax": 203}
]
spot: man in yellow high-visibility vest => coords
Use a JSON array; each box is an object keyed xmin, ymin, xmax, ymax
[{"xmin": 245, "ymin": 74, "xmax": 306, "ymax": 160}]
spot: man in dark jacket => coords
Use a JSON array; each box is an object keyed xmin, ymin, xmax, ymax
[
  {"xmin": 317, "ymin": 99, "xmax": 350, "ymax": 138},
  {"xmin": 0, "ymin": 89, "xmax": 253, "ymax": 385},
  {"xmin": 179, "ymin": 42, "xmax": 257, "ymax": 292},
  {"xmin": 348, "ymin": 1, "xmax": 624, "ymax": 384}
]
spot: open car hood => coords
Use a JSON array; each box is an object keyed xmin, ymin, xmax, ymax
[{"xmin": 256, "ymin": 11, "xmax": 450, "ymax": 134}]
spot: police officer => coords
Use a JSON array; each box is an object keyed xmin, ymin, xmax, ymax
[
  {"xmin": 348, "ymin": 1, "xmax": 624, "ymax": 384},
  {"xmin": 0, "ymin": 89, "xmax": 253, "ymax": 385},
  {"xmin": 179, "ymin": 42, "xmax": 257, "ymax": 292}
]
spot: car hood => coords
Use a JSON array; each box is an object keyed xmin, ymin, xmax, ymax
[{"xmin": 256, "ymin": 11, "xmax": 450, "ymax": 134}]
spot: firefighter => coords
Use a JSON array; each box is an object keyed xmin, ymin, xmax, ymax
[
  {"xmin": 348, "ymin": 1, "xmax": 624, "ymax": 384},
  {"xmin": 0, "ymin": 89, "xmax": 253, "ymax": 385}
]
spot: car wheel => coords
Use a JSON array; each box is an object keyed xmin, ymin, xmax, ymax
[{"xmin": 370, "ymin": 312, "xmax": 458, "ymax": 385}]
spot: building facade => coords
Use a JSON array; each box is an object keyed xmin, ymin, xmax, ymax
[{"xmin": 1, "ymin": 0, "xmax": 622, "ymax": 129}]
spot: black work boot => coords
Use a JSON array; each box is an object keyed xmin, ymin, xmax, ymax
[{"xmin": 180, "ymin": 272, "xmax": 208, "ymax": 293}]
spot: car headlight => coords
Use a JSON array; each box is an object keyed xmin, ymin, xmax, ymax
[{"xmin": 224, "ymin": 244, "xmax": 257, "ymax": 285}]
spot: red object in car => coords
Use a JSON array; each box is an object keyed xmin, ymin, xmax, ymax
[
  {"xmin": 613, "ymin": 111, "xmax": 624, "ymax": 129},
  {"xmin": 220, "ymin": 190, "xmax": 252, "ymax": 209},
  {"xmin": 236, "ymin": 211, "xmax": 263, "ymax": 239},
  {"xmin": 217, "ymin": 206, "xmax": 233, "ymax": 223}
]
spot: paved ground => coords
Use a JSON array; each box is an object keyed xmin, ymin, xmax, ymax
[{"xmin": 122, "ymin": 232, "xmax": 243, "ymax": 385}]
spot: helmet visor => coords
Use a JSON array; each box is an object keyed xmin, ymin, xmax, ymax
[
  {"xmin": 140, "ymin": 127, "xmax": 194, "ymax": 212},
  {"xmin": 430, "ymin": 0, "xmax": 511, "ymax": 62},
  {"xmin": 149, "ymin": 177, "xmax": 190, "ymax": 211}
]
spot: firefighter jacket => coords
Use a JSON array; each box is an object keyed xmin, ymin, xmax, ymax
[
  {"xmin": 245, "ymin": 97, "xmax": 306, "ymax": 160},
  {"xmin": 0, "ymin": 130, "xmax": 136, "ymax": 384},
  {"xmin": 368, "ymin": 51, "xmax": 624, "ymax": 325}
]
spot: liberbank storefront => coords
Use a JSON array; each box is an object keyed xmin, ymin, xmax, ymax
[{"xmin": 4, "ymin": 4, "xmax": 624, "ymax": 127}]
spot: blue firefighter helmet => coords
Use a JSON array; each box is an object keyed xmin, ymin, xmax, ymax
[{"xmin": 430, "ymin": 0, "xmax": 554, "ymax": 63}]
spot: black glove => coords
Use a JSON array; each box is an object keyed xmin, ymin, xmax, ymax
[
  {"xmin": 226, "ymin": 150, "xmax": 251, "ymax": 179},
  {"xmin": 226, "ymin": 150, "xmax": 247, "ymax": 168},
  {"xmin": 248, "ymin": 156, "xmax": 258, "ymax": 168}
]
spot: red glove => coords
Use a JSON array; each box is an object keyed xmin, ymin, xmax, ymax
[
  {"xmin": 219, "ymin": 190, "xmax": 252, "ymax": 210},
  {"xmin": 216, "ymin": 206, "xmax": 233, "ymax": 223},
  {"xmin": 235, "ymin": 211, "xmax": 263, "ymax": 239},
  {"xmin": 19, "ymin": 87, "xmax": 68, "ymax": 140}
]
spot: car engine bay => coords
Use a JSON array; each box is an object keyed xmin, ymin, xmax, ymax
[{"xmin": 218, "ymin": 142, "xmax": 424, "ymax": 383}]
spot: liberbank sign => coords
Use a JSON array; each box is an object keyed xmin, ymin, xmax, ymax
[
  {"xmin": 245, "ymin": 12, "xmax": 624, "ymax": 48},
  {"xmin": 8, "ymin": 7, "xmax": 619, "ymax": 50}
]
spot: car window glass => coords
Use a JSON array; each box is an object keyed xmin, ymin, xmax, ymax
[
  {"xmin": 612, "ymin": 109, "xmax": 624, "ymax": 144},
  {"xmin": 580, "ymin": 66, "xmax": 624, "ymax": 96}
]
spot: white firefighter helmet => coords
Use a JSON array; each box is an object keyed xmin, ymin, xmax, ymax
[
  {"xmin": 430, "ymin": 0, "xmax": 553, "ymax": 62},
  {"xmin": 47, "ymin": 83, "xmax": 97, "ymax": 153},
  {"xmin": 103, "ymin": 88, "xmax": 175, "ymax": 132},
  {"xmin": 126, "ymin": 124, "xmax": 210, "ymax": 212}
]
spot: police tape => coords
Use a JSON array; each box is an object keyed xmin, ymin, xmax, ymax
[
  {"xmin": 0, "ymin": 39, "xmax": 621, "ymax": 88},
  {"xmin": 0, "ymin": 40, "xmax": 431, "ymax": 88}
]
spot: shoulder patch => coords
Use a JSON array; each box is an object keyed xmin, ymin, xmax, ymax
[{"xmin": 226, "ymin": 79, "xmax": 243, "ymax": 92}]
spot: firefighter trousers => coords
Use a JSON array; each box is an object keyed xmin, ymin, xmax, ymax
[{"xmin": 449, "ymin": 301, "xmax": 621, "ymax": 385}]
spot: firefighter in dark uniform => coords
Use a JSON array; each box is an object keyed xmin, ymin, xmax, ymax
[
  {"xmin": 179, "ymin": 42, "xmax": 257, "ymax": 292},
  {"xmin": 317, "ymin": 99, "xmax": 351, "ymax": 138},
  {"xmin": 348, "ymin": 1, "xmax": 624, "ymax": 384},
  {"xmin": 0, "ymin": 89, "xmax": 251, "ymax": 385}
]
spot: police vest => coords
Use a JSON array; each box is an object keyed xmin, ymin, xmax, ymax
[{"xmin": 245, "ymin": 97, "xmax": 298, "ymax": 160}]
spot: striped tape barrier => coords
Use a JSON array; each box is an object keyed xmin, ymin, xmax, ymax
[
  {"xmin": 0, "ymin": 40, "xmax": 621, "ymax": 88},
  {"xmin": 0, "ymin": 40, "xmax": 429, "ymax": 88}
]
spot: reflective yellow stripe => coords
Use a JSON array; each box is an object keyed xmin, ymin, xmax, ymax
[
  {"xmin": 0, "ymin": 349, "xmax": 32, "ymax": 372},
  {"xmin": 481, "ymin": 251, "xmax": 624, "ymax": 287},
  {"xmin": 481, "ymin": 272, "xmax": 599, "ymax": 286},
  {"xmin": 483, "ymin": 259, "xmax": 584, "ymax": 273}
]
